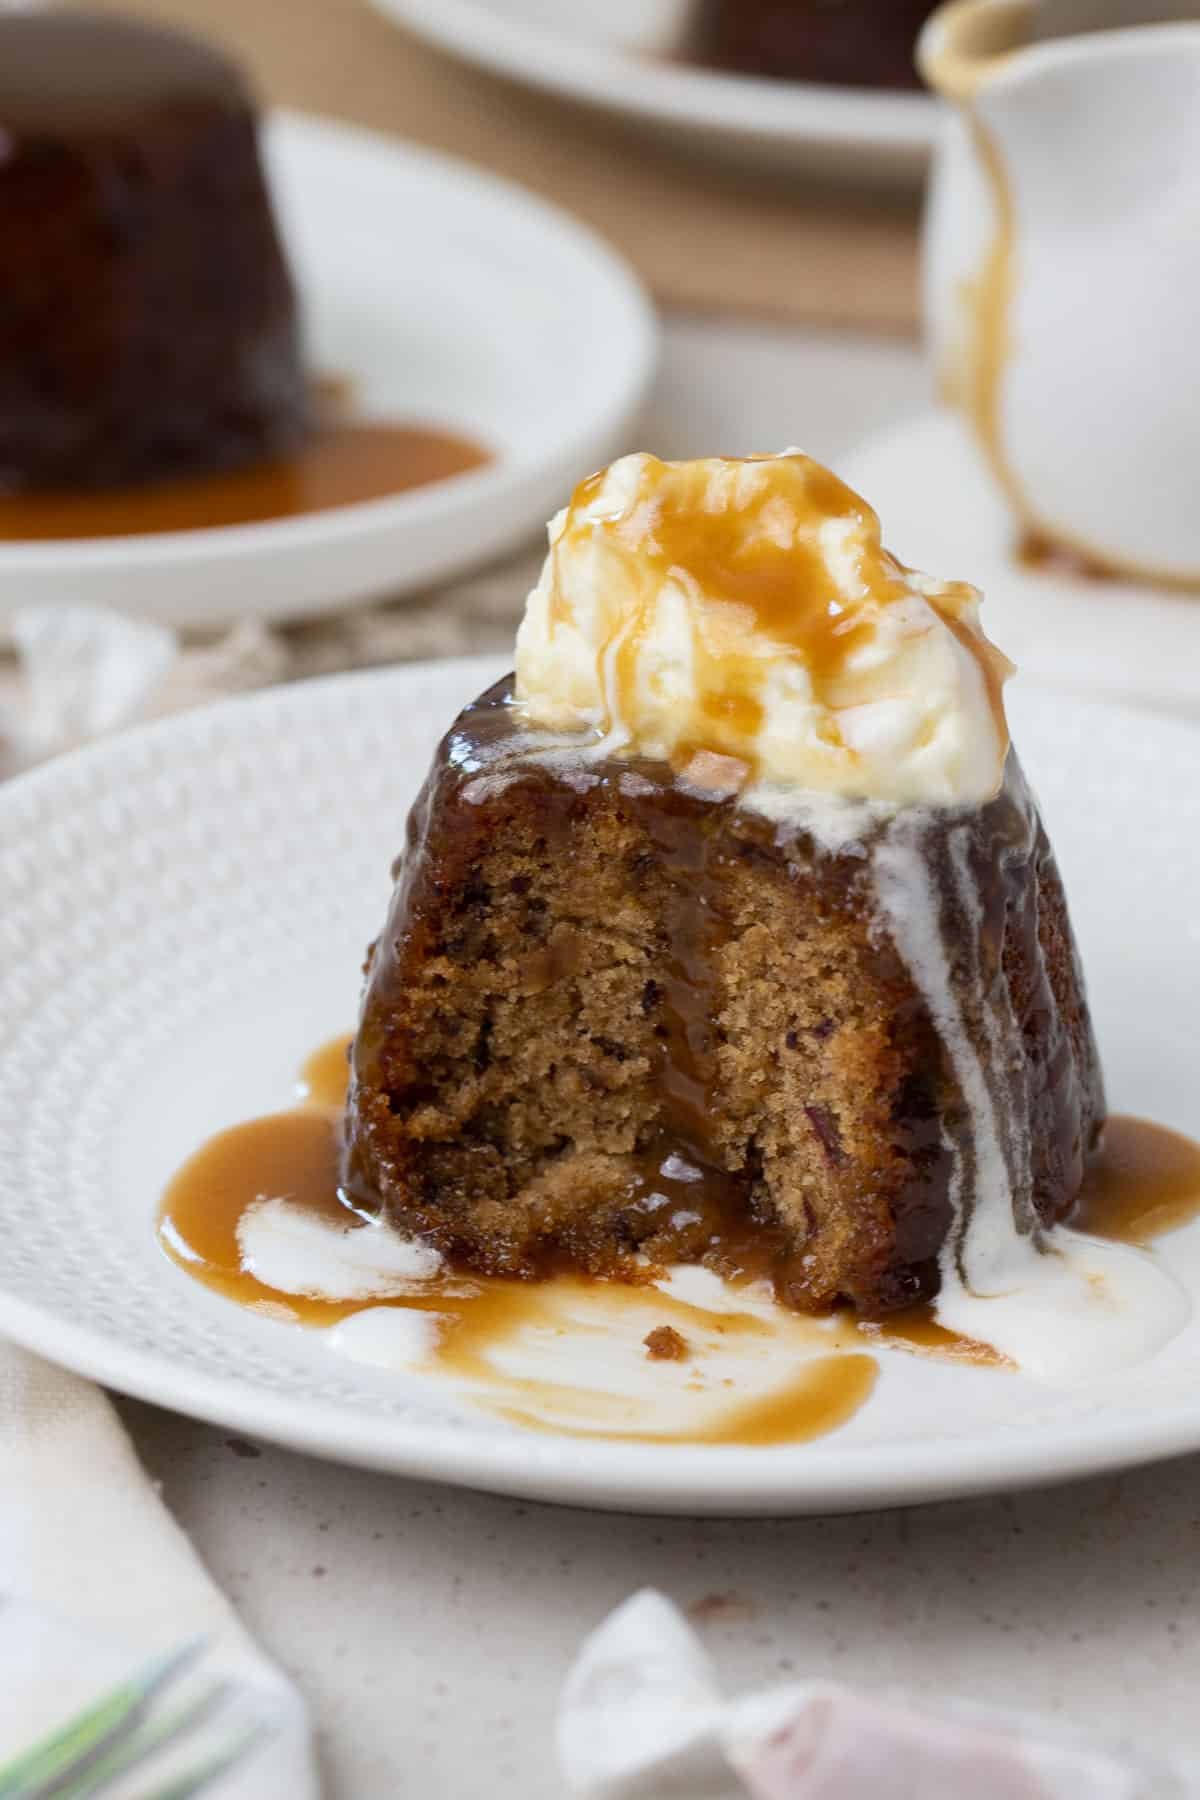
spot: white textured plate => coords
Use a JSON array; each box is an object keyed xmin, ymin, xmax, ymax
[
  {"xmin": 0, "ymin": 114, "xmax": 655, "ymax": 634},
  {"xmin": 2, "ymin": 655, "xmax": 1200, "ymax": 1516},
  {"xmin": 369, "ymin": 0, "xmax": 937, "ymax": 184}
]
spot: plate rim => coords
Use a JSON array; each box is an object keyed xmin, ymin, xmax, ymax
[
  {"xmin": 0, "ymin": 110, "xmax": 656, "ymax": 584},
  {"xmin": 5, "ymin": 1272, "xmax": 1200, "ymax": 1516},
  {"xmin": 369, "ymin": 0, "xmax": 938, "ymax": 160},
  {"xmin": 4, "ymin": 659, "xmax": 1200, "ymax": 1516}
]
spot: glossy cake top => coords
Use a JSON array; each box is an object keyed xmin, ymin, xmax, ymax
[
  {"xmin": 0, "ymin": 12, "xmax": 247, "ymax": 134},
  {"xmin": 515, "ymin": 451, "xmax": 1013, "ymax": 808}
]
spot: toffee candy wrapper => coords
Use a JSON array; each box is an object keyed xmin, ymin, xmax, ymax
[{"xmin": 560, "ymin": 1591, "xmax": 1200, "ymax": 1799}]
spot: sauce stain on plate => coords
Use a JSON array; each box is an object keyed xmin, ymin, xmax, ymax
[
  {"xmin": 1075, "ymin": 1115, "xmax": 1200, "ymax": 1246},
  {"xmin": 859, "ymin": 1306, "xmax": 1008, "ymax": 1368},
  {"xmin": 157, "ymin": 1036, "xmax": 1200, "ymax": 1446},
  {"xmin": 158, "ymin": 1035, "xmax": 878, "ymax": 1446},
  {"xmin": 295, "ymin": 1034, "xmax": 355, "ymax": 1110},
  {"xmin": 0, "ymin": 422, "xmax": 490, "ymax": 540}
]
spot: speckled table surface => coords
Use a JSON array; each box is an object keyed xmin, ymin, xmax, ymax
[
  {"xmin": 102, "ymin": 320, "xmax": 1200, "ymax": 1797},
  {"xmin": 120, "ymin": 1399, "xmax": 1200, "ymax": 1797}
]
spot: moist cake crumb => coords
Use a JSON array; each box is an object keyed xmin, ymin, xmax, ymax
[
  {"xmin": 644, "ymin": 1325, "xmax": 689, "ymax": 1362},
  {"xmin": 342, "ymin": 676, "xmax": 1104, "ymax": 1319}
]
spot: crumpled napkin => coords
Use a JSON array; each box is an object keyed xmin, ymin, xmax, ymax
[
  {"xmin": 1, "ymin": 604, "xmax": 176, "ymax": 773},
  {"xmin": 0, "ymin": 580, "xmax": 530, "ymax": 781},
  {"xmin": 0, "ymin": 604, "xmax": 286, "ymax": 778},
  {"xmin": 0, "ymin": 1341, "xmax": 318, "ymax": 1796},
  {"xmin": 559, "ymin": 1591, "xmax": 1200, "ymax": 1799}
]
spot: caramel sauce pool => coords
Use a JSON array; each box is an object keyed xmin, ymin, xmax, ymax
[
  {"xmin": 0, "ymin": 422, "xmax": 490, "ymax": 540},
  {"xmin": 861, "ymin": 1308, "xmax": 1009, "ymax": 1369},
  {"xmin": 157, "ymin": 1041, "xmax": 1200, "ymax": 1444},
  {"xmin": 1076, "ymin": 1116, "xmax": 1200, "ymax": 1246},
  {"xmin": 295, "ymin": 1035, "xmax": 354, "ymax": 1110},
  {"xmin": 158, "ymin": 1035, "xmax": 881, "ymax": 1447}
]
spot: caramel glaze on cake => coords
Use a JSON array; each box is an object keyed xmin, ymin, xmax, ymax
[
  {"xmin": 0, "ymin": 12, "xmax": 308, "ymax": 491},
  {"xmin": 343, "ymin": 677, "xmax": 1104, "ymax": 1318}
]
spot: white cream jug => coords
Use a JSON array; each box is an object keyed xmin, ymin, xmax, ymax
[{"xmin": 920, "ymin": 0, "xmax": 1200, "ymax": 584}]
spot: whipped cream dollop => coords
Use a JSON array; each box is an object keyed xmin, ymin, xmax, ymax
[{"xmin": 515, "ymin": 451, "xmax": 1013, "ymax": 808}]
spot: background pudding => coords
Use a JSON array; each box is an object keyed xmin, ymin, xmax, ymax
[
  {"xmin": 688, "ymin": 1, "xmax": 936, "ymax": 89},
  {"xmin": 0, "ymin": 10, "xmax": 308, "ymax": 492}
]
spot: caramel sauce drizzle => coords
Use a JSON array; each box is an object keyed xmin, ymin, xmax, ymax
[
  {"xmin": 0, "ymin": 422, "xmax": 490, "ymax": 541},
  {"xmin": 1017, "ymin": 530, "xmax": 1114, "ymax": 584},
  {"xmin": 548, "ymin": 454, "xmax": 1010, "ymax": 777},
  {"xmin": 1016, "ymin": 528, "xmax": 1200, "ymax": 595},
  {"xmin": 495, "ymin": 1353, "xmax": 878, "ymax": 1448},
  {"xmin": 961, "ymin": 118, "xmax": 1200, "ymax": 592},
  {"xmin": 861, "ymin": 1306, "xmax": 1009, "ymax": 1368},
  {"xmin": 922, "ymin": 5, "xmax": 1029, "ymax": 527},
  {"xmin": 955, "ymin": 114, "xmax": 1027, "ymax": 533},
  {"xmin": 159, "ymin": 1040, "xmax": 1200, "ymax": 1442}
]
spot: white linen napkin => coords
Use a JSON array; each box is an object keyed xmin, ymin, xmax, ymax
[
  {"xmin": 0, "ymin": 1339, "xmax": 319, "ymax": 1797},
  {"xmin": 0, "ymin": 604, "xmax": 287, "ymax": 780},
  {"xmin": 559, "ymin": 1591, "xmax": 1200, "ymax": 1800}
]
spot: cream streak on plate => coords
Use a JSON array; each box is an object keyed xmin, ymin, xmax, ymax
[
  {"xmin": 234, "ymin": 1203, "xmax": 859, "ymax": 1427},
  {"xmin": 237, "ymin": 1197, "xmax": 442, "ymax": 1299},
  {"xmin": 874, "ymin": 831, "xmax": 1189, "ymax": 1383},
  {"xmin": 233, "ymin": 1189, "xmax": 1188, "ymax": 1397}
]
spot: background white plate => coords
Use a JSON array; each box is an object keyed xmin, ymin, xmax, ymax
[
  {"xmin": 2, "ymin": 655, "xmax": 1199, "ymax": 1516},
  {"xmin": 369, "ymin": 0, "xmax": 937, "ymax": 183},
  {"xmin": 0, "ymin": 114, "xmax": 656, "ymax": 635}
]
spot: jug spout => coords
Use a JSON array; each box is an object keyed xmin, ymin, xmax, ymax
[
  {"xmin": 919, "ymin": 0, "xmax": 1200, "ymax": 98},
  {"xmin": 917, "ymin": 0, "xmax": 1032, "ymax": 100}
]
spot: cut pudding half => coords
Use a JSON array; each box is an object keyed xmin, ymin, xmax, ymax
[{"xmin": 344, "ymin": 452, "xmax": 1105, "ymax": 1326}]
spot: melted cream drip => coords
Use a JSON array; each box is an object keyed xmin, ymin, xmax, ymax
[{"xmin": 872, "ymin": 817, "xmax": 1189, "ymax": 1383}]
